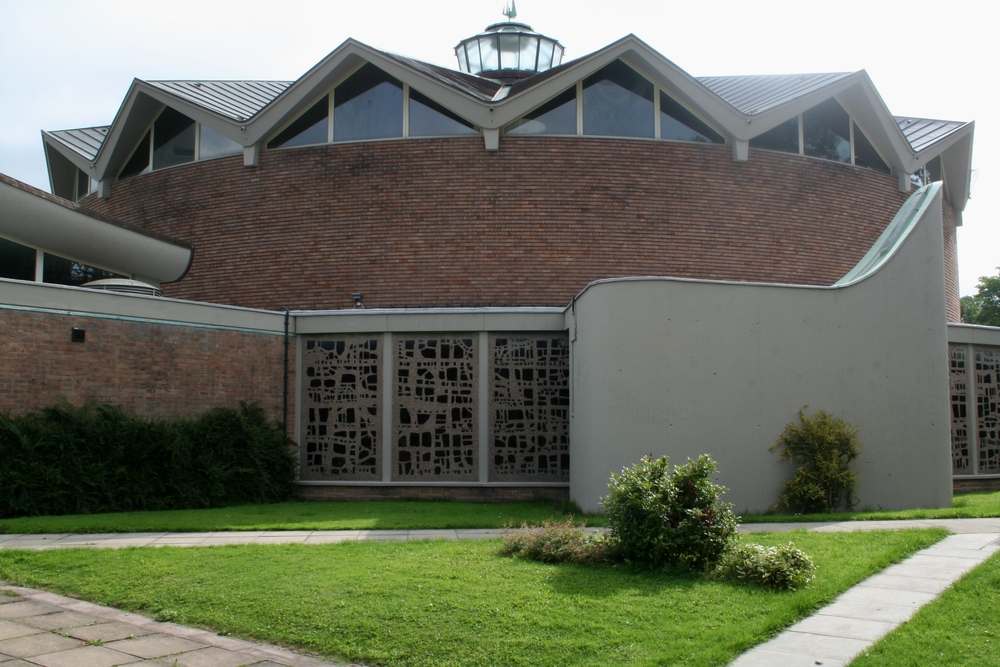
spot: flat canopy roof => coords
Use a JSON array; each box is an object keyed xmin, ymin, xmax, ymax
[{"xmin": 0, "ymin": 172, "xmax": 192, "ymax": 284}]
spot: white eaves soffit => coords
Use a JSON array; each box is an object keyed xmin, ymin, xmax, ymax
[
  {"xmin": 44, "ymin": 35, "xmax": 973, "ymax": 209},
  {"xmin": 0, "ymin": 174, "xmax": 192, "ymax": 284}
]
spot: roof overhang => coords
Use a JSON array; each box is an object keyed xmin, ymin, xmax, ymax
[{"xmin": 0, "ymin": 173, "xmax": 192, "ymax": 284}]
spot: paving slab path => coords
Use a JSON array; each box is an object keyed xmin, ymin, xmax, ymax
[
  {"xmin": 1, "ymin": 518, "xmax": 998, "ymax": 667},
  {"xmin": 0, "ymin": 581, "xmax": 359, "ymax": 667}
]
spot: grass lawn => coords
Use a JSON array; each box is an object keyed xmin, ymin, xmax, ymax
[
  {"xmin": 0, "ymin": 529, "xmax": 943, "ymax": 667},
  {"xmin": 740, "ymin": 489, "xmax": 1000, "ymax": 523},
  {"xmin": 848, "ymin": 550, "xmax": 1000, "ymax": 667},
  {"xmin": 1, "ymin": 491, "xmax": 998, "ymax": 535},
  {"xmin": 0, "ymin": 499, "xmax": 604, "ymax": 534}
]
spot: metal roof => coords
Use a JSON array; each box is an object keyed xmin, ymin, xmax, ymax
[
  {"xmin": 146, "ymin": 80, "xmax": 292, "ymax": 121},
  {"xmin": 697, "ymin": 72, "xmax": 852, "ymax": 115},
  {"xmin": 380, "ymin": 52, "xmax": 502, "ymax": 101},
  {"xmin": 895, "ymin": 116, "xmax": 968, "ymax": 152},
  {"xmin": 45, "ymin": 126, "xmax": 109, "ymax": 162}
]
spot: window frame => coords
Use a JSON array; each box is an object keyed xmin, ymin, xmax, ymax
[
  {"xmin": 265, "ymin": 63, "xmax": 481, "ymax": 151},
  {"xmin": 504, "ymin": 58, "xmax": 728, "ymax": 145},
  {"xmin": 0, "ymin": 234, "xmax": 132, "ymax": 284}
]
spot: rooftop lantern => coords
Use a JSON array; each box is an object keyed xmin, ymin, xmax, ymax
[{"xmin": 454, "ymin": 2, "xmax": 565, "ymax": 84}]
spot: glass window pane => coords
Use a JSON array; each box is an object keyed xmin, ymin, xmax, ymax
[
  {"xmin": 519, "ymin": 36, "xmax": 539, "ymax": 71},
  {"xmin": 507, "ymin": 88, "xmax": 577, "ymax": 135},
  {"xmin": 926, "ymin": 155, "xmax": 942, "ymax": 182},
  {"xmin": 750, "ymin": 117, "xmax": 799, "ymax": 154},
  {"xmin": 583, "ymin": 60, "xmax": 654, "ymax": 138},
  {"xmin": 199, "ymin": 124, "xmax": 242, "ymax": 160},
  {"xmin": 499, "ymin": 34, "xmax": 520, "ymax": 70},
  {"xmin": 0, "ymin": 236, "xmax": 36, "ymax": 281},
  {"xmin": 803, "ymin": 98, "xmax": 851, "ymax": 163},
  {"xmin": 467, "ymin": 42, "xmax": 482, "ymax": 74},
  {"xmin": 334, "ymin": 64, "xmax": 403, "ymax": 142},
  {"xmin": 118, "ymin": 130, "xmax": 151, "ymax": 181},
  {"xmin": 268, "ymin": 95, "xmax": 329, "ymax": 149},
  {"xmin": 537, "ymin": 41, "xmax": 554, "ymax": 70},
  {"xmin": 409, "ymin": 90, "xmax": 477, "ymax": 136},
  {"xmin": 853, "ymin": 123, "xmax": 890, "ymax": 174},
  {"xmin": 43, "ymin": 253, "xmax": 125, "ymax": 286},
  {"xmin": 480, "ymin": 35, "xmax": 499, "ymax": 71},
  {"xmin": 456, "ymin": 46, "xmax": 468, "ymax": 73},
  {"xmin": 152, "ymin": 107, "xmax": 196, "ymax": 170},
  {"xmin": 659, "ymin": 91, "xmax": 725, "ymax": 144},
  {"xmin": 76, "ymin": 169, "xmax": 89, "ymax": 201}
]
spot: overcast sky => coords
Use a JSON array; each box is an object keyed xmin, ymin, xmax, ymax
[{"xmin": 1, "ymin": 0, "xmax": 995, "ymax": 294}]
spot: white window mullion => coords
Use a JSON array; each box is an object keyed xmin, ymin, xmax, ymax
[
  {"xmin": 798, "ymin": 114, "xmax": 804, "ymax": 155},
  {"xmin": 576, "ymin": 81, "xmax": 583, "ymax": 135},
  {"xmin": 403, "ymin": 84, "xmax": 410, "ymax": 138},
  {"xmin": 35, "ymin": 250, "xmax": 44, "ymax": 282},
  {"xmin": 848, "ymin": 118, "xmax": 855, "ymax": 166},
  {"xmin": 654, "ymin": 86, "xmax": 661, "ymax": 139},
  {"xmin": 328, "ymin": 92, "xmax": 334, "ymax": 143}
]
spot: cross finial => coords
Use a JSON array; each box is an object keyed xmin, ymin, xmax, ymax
[{"xmin": 502, "ymin": 0, "xmax": 517, "ymax": 20}]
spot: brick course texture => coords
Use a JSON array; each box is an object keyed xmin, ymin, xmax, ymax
[
  {"xmin": 81, "ymin": 136, "xmax": 961, "ymax": 320},
  {"xmin": 953, "ymin": 477, "xmax": 1000, "ymax": 493},
  {"xmin": 296, "ymin": 484, "xmax": 569, "ymax": 502},
  {"xmin": 1, "ymin": 309, "xmax": 290, "ymax": 424}
]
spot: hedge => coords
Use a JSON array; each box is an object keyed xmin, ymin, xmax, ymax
[{"xmin": 0, "ymin": 400, "xmax": 296, "ymax": 518}]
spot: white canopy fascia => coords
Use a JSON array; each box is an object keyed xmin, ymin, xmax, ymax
[{"xmin": 0, "ymin": 175, "xmax": 192, "ymax": 284}]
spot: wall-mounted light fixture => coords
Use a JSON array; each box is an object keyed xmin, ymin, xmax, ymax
[
  {"xmin": 352, "ymin": 291, "xmax": 364, "ymax": 309},
  {"xmin": 71, "ymin": 327, "xmax": 86, "ymax": 343}
]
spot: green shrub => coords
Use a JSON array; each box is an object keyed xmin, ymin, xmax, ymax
[
  {"xmin": 715, "ymin": 542, "xmax": 816, "ymax": 591},
  {"xmin": 770, "ymin": 408, "xmax": 861, "ymax": 513},
  {"xmin": 0, "ymin": 400, "xmax": 295, "ymax": 518},
  {"xmin": 602, "ymin": 454, "xmax": 738, "ymax": 570},
  {"xmin": 499, "ymin": 519, "xmax": 615, "ymax": 565}
]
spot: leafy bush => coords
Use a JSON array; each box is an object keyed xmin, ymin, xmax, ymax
[
  {"xmin": 499, "ymin": 520, "xmax": 615, "ymax": 565},
  {"xmin": 602, "ymin": 454, "xmax": 738, "ymax": 570},
  {"xmin": 0, "ymin": 400, "xmax": 296, "ymax": 518},
  {"xmin": 715, "ymin": 542, "xmax": 816, "ymax": 591},
  {"xmin": 770, "ymin": 408, "xmax": 861, "ymax": 513}
]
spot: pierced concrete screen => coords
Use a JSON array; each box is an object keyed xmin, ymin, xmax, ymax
[
  {"xmin": 393, "ymin": 336, "xmax": 478, "ymax": 480},
  {"xmin": 950, "ymin": 345, "xmax": 971, "ymax": 474},
  {"xmin": 301, "ymin": 337, "xmax": 381, "ymax": 481},
  {"xmin": 489, "ymin": 334, "xmax": 570, "ymax": 481},
  {"xmin": 976, "ymin": 347, "xmax": 1000, "ymax": 474}
]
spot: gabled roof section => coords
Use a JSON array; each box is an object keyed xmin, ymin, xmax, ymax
[
  {"xmin": 146, "ymin": 80, "xmax": 292, "ymax": 122},
  {"xmin": 697, "ymin": 73, "xmax": 853, "ymax": 115},
  {"xmin": 896, "ymin": 116, "xmax": 969, "ymax": 153},
  {"xmin": 45, "ymin": 126, "xmax": 109, "ymax": 162},
  {"xmin": 379, "ymin": 52, "xmax": 502, "ymax": 101}
]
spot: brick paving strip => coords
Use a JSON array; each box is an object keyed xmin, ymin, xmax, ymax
[{"xmin": 2, "ymin": 518, "xmax": 999, "ymax": 667}]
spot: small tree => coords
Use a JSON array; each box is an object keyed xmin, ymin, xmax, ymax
[
  {"xmin": 770, "ymin": 408, "xmax": 861, "ymax": 513},
  {"xmin": 961, "ymin": 270, "xmax": 1000, "ymax": 326},
  {"xmin": 602, "ymin": 454, "xmax": 737, "ymax": 569}
]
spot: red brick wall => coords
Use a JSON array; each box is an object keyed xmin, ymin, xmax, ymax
[
  {"xmin": 83, "ymin": 137, "xmax": 939, "ymax": 311},
  {"xmin": 0, "ymin": 309, "xmax": 290, "ymax": 424}
]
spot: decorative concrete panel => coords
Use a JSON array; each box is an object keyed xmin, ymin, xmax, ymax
[
  {"xmin": 489, "ymin": 334, "xmax": 570, "ymax": 481},
  {"xmin": 949, "ymin": 345, "xmax": 971, "ymax": 474},
  {"xmin": 301, "ymin": 337, "xmax": 381, "ymax": 480},
  {"xmin": 976, "ymin": 347, "xmax": 1000, "ymax": 474},
  {"xmin": 393, "ymin": 336, "xmax": 478, "ymax": 480}
]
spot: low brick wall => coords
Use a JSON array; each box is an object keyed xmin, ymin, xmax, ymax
[
  {"xmin": 0, "ymin": 307, "xmax": 289, "ymax": 425},
  {"xmin": 296, "ymin": 484, "xmax": 570, "ymax": 503},
  {"xmin": 953, "ymin": 478, "xmax": 1000, "ymax": 493}
]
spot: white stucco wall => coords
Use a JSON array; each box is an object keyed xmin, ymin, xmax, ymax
[{"xmin": 568, "ymin": 186, "xmax": 952, "ymax": 513}]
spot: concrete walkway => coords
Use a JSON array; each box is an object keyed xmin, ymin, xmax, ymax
[
  {"xmin": 0, "ymin": 582, "xmax": 357, "ymax": 667},
  {"xmin": 1, "ymin": 518, "xmax": 998, "ymax": 667}
]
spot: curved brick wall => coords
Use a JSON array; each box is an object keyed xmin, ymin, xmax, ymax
[{"xmin": 82, "ymin": 136, "xmax": 959, "ymax": 317}]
